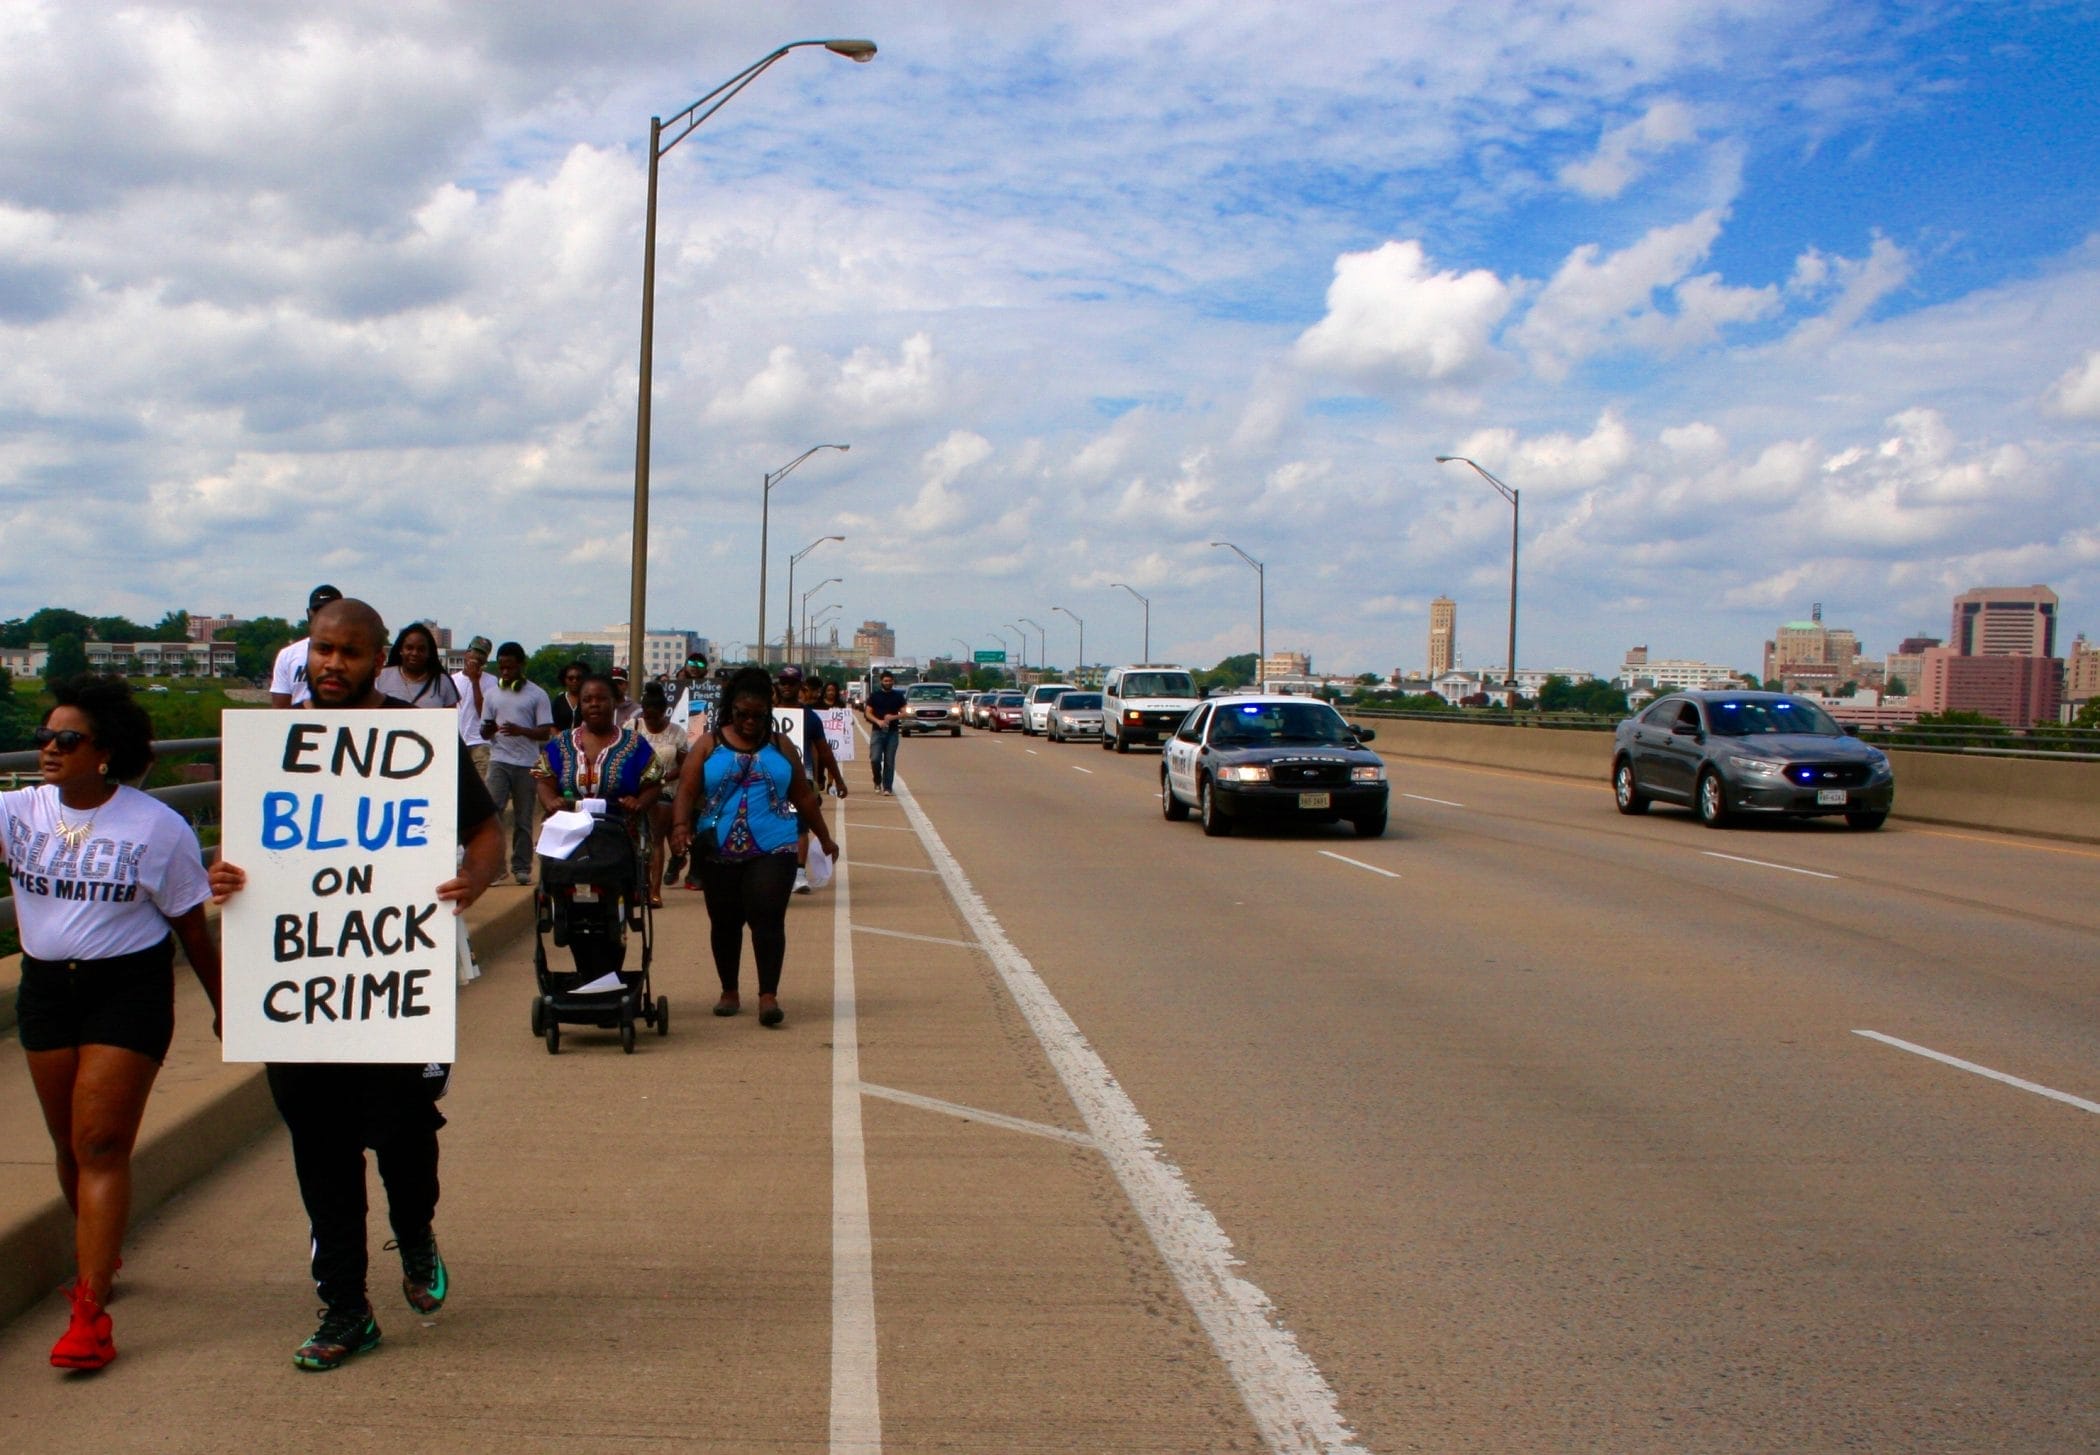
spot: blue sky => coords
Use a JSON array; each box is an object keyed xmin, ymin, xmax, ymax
[{"xmin": 1, "ymin": 0, "xmax": 2095, "ymax": 679}]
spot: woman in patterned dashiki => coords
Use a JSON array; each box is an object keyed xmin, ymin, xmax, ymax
[{"xmin": 531, "ymin": 674, "xmax": 662, "ymax": 832}]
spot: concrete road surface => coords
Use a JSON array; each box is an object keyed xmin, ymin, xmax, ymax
[{"xmin": 6, "ymin": 731, "xmax": 2098, "ymax": 1453}]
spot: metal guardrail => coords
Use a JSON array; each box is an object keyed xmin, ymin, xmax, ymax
[
  {"xmin": 1344, "ymin": 707, "xmax": 2100, "ymax": 761},
  {"xmin": 0, "ymin": 736, "xmax": 223, "ymax": 938}
]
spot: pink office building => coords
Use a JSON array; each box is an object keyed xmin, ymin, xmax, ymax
[{"xmin": 1918, "ymin": 648, "xmax": 2060, "ymax": 728}]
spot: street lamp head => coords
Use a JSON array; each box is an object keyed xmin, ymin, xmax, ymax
[
  {"xmin": 823, "ymin": 39, "xmax": 878, "ymax": 62},
  {"xmin": 1434, "ymin": 455, "xmax": 1461, "ymax": 463}
]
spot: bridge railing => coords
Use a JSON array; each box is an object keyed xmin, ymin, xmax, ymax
[{"xmin": 0, "ymin": 737, "xmax": 223, "ymax": 938}]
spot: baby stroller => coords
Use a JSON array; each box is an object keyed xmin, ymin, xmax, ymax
[{"xmin": 529, "ymin": 814, "xmax": 665, "ymax": 1054}]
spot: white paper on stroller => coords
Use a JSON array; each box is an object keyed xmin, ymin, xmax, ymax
[
  {"xmin": 577, "ymin": 797, "xmax": 608, "ymax": 817},
  {"xmin": 535, "ymin": 809, "xmax": 596, "ymax": 860},
  {"xmin": 806, "ymin": 839, "xmax": 834, "ymax": 889},
  {"xmin": 569, "ymin": 970, "xmax": 626, "ymax": 995}
]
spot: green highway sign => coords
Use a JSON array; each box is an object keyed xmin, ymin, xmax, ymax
[{"xmin": 973, "ymin": 649, "xmax": 1008, "ymax": 664}]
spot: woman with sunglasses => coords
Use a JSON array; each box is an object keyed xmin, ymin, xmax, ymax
[
  {"xmin": 668, "ymin": 666, "xmax": 839, "ymax": 1026},
  {"xmin": 1, "ymin": 676, "xmax": 221, "ymax": 1371}
]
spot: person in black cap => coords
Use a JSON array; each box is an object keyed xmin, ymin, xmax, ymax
[{"xmin": 269, "ymin": 585, "xmax": 344, "ymax": 708}]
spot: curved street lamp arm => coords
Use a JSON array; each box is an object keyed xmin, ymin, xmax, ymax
[
  {"xmin": 767, "ymin": 442, "xmax": 852, "ymax": 493},
  {"xmin": 659, "ymin": 42, "xmax": 876, "ymax": 157},
  {"xmin": 1434, "ymin": 455, "xmax": 1517, "ymax": 506}
]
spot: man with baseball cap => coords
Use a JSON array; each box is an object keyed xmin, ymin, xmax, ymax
[{"xmin": 268, "ymin": 584, "xmax": 344, "ymax": 708}]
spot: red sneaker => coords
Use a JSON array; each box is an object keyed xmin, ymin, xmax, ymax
[{"xmin": 51, "ymin": 1281, "xmax": 115, "ymax": 1371}]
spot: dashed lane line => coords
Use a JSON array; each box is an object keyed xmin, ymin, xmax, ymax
[
  {"xmin": 889, "ymin": 777, "xmax": 1365, "ymax": 1454},
  {"xmin": 852, "ymin": 924, "xmax": 979, "ymax": 950},
  {"xmin": 1402, "ymin": 793, "xmax": 1464, "ymax": 807},
  {"xmin": 857, "ymin": 1082, "xmax": 1099, "ymax": 1147},
  {"xmin": 850, "ymin": 861, "xmax": 939, "ymax": 875},
  {"xmin": 1072, "ymin": 765, "xmax": 1094, "ymax": 774},
  {"xmin": 1702, "ymin": 851, "xmax": 1840, "ymax": 880},
  {"xmin": 829, "ymin": 814, "xmax": 882, "ymax": 1454},
  {"xmin": 1317, "ymin": 850, "xmax": 1401, "ymax": 879},
  {"xmin": 1855, "ymin": 1030, "xmax": 2100, "ymax": 1116}
]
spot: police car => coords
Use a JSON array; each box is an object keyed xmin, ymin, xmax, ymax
[{"xmin": 1160, "ymin": 694, "xmax": 1389, "ymax": 838}]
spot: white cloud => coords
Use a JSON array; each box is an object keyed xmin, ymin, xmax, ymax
[
  {"xmin": 1293, "ymin": 241, "xmax": 1511, "ymax": 383},
  {"xmin": 1559, "ymin": 98, "xmax": 1699, "ymax": 199},
  {"xmin": 2043, "ymin": 350, "xmax": 2100, "ymax": 419},
  {"xmin": 1785, "ymin": 234, "xmax": 1912, "ymax": 349}
]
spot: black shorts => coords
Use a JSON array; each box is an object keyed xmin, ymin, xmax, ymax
[{"xmin": 16, "ymin": 937, "xmax": 178, "ymax": 1061}]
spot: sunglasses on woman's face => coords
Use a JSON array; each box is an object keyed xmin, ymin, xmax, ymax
[{"xmin": 35, "ymin": 728, "xmax": 91, "ymax": 752}]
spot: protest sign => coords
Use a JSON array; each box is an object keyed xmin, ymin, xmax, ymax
[
  {"xmin": 771, "ymin": 707, "xmax": 805, "ymax": 755},
  {"xmin": 819, "ymin": 708, "xmax": 855, "ymax": 761},
  {"xmin": 219, "ymin": 710, "xmax": 460, "ymax": 1063}
]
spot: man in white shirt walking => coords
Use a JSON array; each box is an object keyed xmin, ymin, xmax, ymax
[
  {"xmin": 268, "ymin": 584, "xmax": 342, "ymax": 708},
  {"xmin": 483, "ymin": 640, "xmax": 553, "ymax": 885}
]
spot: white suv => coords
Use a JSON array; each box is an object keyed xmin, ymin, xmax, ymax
[
  {"xmin": 1099, "ymin": 664, "xmax": 1200, "ymax": 752},
  {"xmin": 1021, "ymin": 683, "xmax": 1075, "ymax": 735},
  {"xmin": 900, "ymin": 681, "xmax": 963, "ymax": 736}
]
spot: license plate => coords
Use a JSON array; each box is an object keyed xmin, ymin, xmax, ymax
[
  {"xmin": 572, "ymin": 885, "xmax": 598, "ymax": 903},
  {"xmin": 1299, "ymin": 792, "xmax": 1331, "ymax": 809},
  {"xmin": 1816, "ymin": 788, "xmax": 1847, "ymax": 806}
]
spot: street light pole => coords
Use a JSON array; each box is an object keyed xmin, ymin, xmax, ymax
[
  {"xmin": 1111, "ymin": 582, "xmax": 1150, "ymax": 661},
  {"xmin": 1005, "ymin": 623, "xmax": 1028, "ymax": 679},
  {"xmin": 1436, "ymin": 455, "xmax": 1520, "ymax": 693},
  {"xmin": 784, "ymin": 536, "xmax": 843, "ymax": 668},
  {"xmin": 994, "ymin": 627, "xmax": 1021, "ymax": 684},
  {"xmin": 1210, "ymin": 542, "xmax": 1266, "ymax": 690},
  {"xmin": 1053, "ymin": 606, "xmax": 1084, "ymax": 682},
  {"xmin": 1020, "ymin": 618, "xmax": 1048, "ymax": 677},
  {"xmin": 757, "ymin": 442, "xmax": 850, "ymax": 666},
  {"xmin": 801, "ymin": 579, "xmax": 840, "ymax": 660},
  {"xmin": 628, "ymin": 39, "xmax": 875, "ymax": 677},
  {"xmin": 806, "ymin": 603, "xmax": 841, "ymax": 660}
]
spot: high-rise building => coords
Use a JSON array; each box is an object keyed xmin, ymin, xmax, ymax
[
  {"xmin": 1763, "ymin": 602, "xmax": 1861, "ymax": 685},
  {"xmin": 2066, "ymin": 634, "xmax": 2098, "ymax": 707},
  {"xmin": 853, "ymin": 620, "xmax": 897, "ymax": 659},
  {"xmin": 1428, "ymin": 597, "xmax": 1456, "ymax": 676},
  {"xmin": 1919, "ymin": 647, "xmax": 2061, "ymax": 727},
  {"xmin": 1951, "ymin": 585, "xmax": 2058, "ymax": 657}
]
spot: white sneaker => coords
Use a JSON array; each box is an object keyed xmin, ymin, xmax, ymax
[{"xmin": 793, "ymin": 868, "xmax": 812, "ymax": 895}]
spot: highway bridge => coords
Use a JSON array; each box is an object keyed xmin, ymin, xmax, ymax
[{"xmin": 3, "ymin": 730, "xmax": 2097, "ymax": 1451}]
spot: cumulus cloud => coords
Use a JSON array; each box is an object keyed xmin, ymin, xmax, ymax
[
  {"xmin": 2043, "ymin": 350, "xmax": 2100, "ymax": 419},
  {"xmin": 1784, "ymin": 234, "xmax": 1912, "ymax": 349},
  {"xmin": 1559, "ymin": 98, "xmax": 1699, "ymax": 199},
  {"xmin": 1293, "ymin": 241, "xmax": 1511, "ymax": 383}
]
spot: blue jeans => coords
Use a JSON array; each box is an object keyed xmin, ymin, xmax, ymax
[{"xmin": 867, "ymin": 727, "xmax": 900, "ymax": 792}]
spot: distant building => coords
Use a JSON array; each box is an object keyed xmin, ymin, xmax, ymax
[
  {"xmin": 1, "ymin": 644, "xmax": 49, "ymax": 677},
  {"xmin": 1617, "ymin": 652, "xmax": 1744, "ymax": 691},
  {"xmin": 1950, "ymin": 585, "xmax": 2057, "ymax": 657},
  {"xmin": 1511, "ymin": 668, "xmax": 1596, "ymax": 693},
  {"xmin": 853, "ymin": 620, "xmax": 897, "ymax": 660},
  {"xmin": 1261, "ymin": 650, "xmax": 1310, "ymax": 682},
  {"xmin": 1430, "ymin": 670, "xmax": 1515, "ymax": 707},
  {"xmin": 1918, "ymin": 647, "xmax": 2060, "ymax": 727},
  {"xmin": 84, "ymin": 641, "xmax": 240, "ymax": 677},
  {"xmin": 2064, "ymin": 634, "xmax": 2097, "ymax": 714},
  {"xmin": 184, "ymin": 612, "xmax": 245, "ymax": 643},
  {"xmin": 1428, "ymin": 597, "xmax": 1457, "ymax": 677},
  {"xmin": 548, "ymin": 624, "xmax": 709, "ymax": 679},
  {"xmin": 1763, "ymin": 602, "xmax": 1861, "ymax": 686}
]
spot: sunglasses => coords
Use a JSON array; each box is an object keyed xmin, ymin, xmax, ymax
[{"xmin": 34, "ymin": 727, "xmax": 92, "ymax": 752}]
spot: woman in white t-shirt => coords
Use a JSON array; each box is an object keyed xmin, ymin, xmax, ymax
[
  {"xmin": 1, "ymin": 677, "xmax": 221, "ymax": 1373},
  {"xmin": 374, "ymin": 621, "xmax": 461, "ymax": 709}
]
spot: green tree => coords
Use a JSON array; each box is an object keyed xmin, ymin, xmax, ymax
[
  {"xmin": 0, "ymin": 666, "xmax": 34, "ymax": 750},
  {"xmin": 230, "ymin": 616, "xmax": 298, "ymax": 680},
  {"xmin": 44, "ymin": 633, "xmax": 89, "ymax": 682},
  {"xmin": 150, "ymin": 609, "xmax": 191, "ymax": 643},
  {"xmin": 1535, "ymin": 673, "xmax": 1577, "ymax": 711},
  {"xmin": 1573, "ymin": 680, "xmax": 1630, "ymax": 716},
  {"xmin": 22, "ymin": 607, "xmax": 93, "ymax": 645},
  {"xmin": 1885, "ymin": 675, "xmax": 1907, "ymax": 696},
  {"xmin": 2074, "ymin": 699, "xmax": 2100, "ymax": 728},
  {"xmin": 1198, "ymin": 653, "xmax": 1257, "ymax": 693},
  {"xmin": 525, "ymin": 644, "xmax": 575, "ymax": 693}
]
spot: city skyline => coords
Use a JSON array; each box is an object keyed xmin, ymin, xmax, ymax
[{"xmin": 1, "ymin": 5, "xmax": 2096, "ymax": 674}]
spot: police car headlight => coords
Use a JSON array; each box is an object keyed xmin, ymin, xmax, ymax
[
  {"xmin": 1351, "ymin": 765, "xmax": 1386, "ymax": 783},
  {"xmin": 1738, "ymin": 758, "xmax": 1786, "ymax": 778},
  {"xmin": 1217, "ymin": 764, "xmax": 1270, "ymax": 783}
]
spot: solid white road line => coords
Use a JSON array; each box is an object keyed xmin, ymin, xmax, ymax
[
  {"xmin": 1702, "ymin": 851, "xmax": 1840, "ymax": 880},
  {"xmin": 1072, "ymin": 765, "xmax": 1094, "ymax": 774},
  {"xmin": 1317, "ymin": 851, "xmax": 1401, "ymax": 879},
  {"xmin": 858, "ymin": 1082, "xmax": 1099, "ymax": 1147},
  {"xmin": 890, "ymin": 779, "xmax": 1365, "ymax": 1454},
  {"xmin": 829, "ymin": 817, "xmax": 882, "ymax": 1454},
  {"xmin": 1026, "ymin": 748, "xmax": 1039, "ymax": 756},
  {"xmin": 851, "ymin": 861, "xmax": 939, "ymax": 875},
  {"xmin": 853, "ymin": 924, "xmax": 980, "ymax": 950},
  {"xmin": 1854, "ymin": 1030, "xmax": 2100, "ymax": 1116},
  {"xmin": 1402, "ymin": 793, "xmax": 1464, "ymax": 807}
]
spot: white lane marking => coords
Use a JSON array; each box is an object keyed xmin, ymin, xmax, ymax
[
  {"xmin": 1317, "ymin": 851, "xmax": 1401, "ymax": 880},
  {"xmin": 829, "ymin": 818, "xmax": 882, "ymax": 1454},
  {"xmin": 1402, "ymin": 793, "xmax": 1463, "ymax": 807},
  {"xmin": 854, "ymin": 924, "xmax": 979, "ymax": 950},
  {"xmin": 1025, "ymin": 748, "xmax": 1039, "ymax": 756},
  {"xmin": 1854, "ymin": 1030, "xmax": 2100, "ymax": 1116},
  {"xmin": 1702, "ymin": 851, "xmax": 1840, "ymax": 880},
  {"xmin": 1072, "ymin": 766, "xmax": 1094, "ymax": 775},
  {"xmin": 851, "ymin": 861, "xmax": 938, "ymax": 876},
  {"xmin": 858, "ymin": 1082, "xmax": 1099, "ymax": 1147},
  {"xmin": 890, "ymin": 779, "xmax": 1365, "ymax": 1454}
]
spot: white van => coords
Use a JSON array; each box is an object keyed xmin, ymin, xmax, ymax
[{"xmin": 1098, "ymin": 664, "xmax": 1201, "ymax": 752}]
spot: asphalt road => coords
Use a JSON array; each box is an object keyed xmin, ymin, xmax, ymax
[{"xmin": 5, "ymin": 728, "xmax": 2096, "ymax": 1453}]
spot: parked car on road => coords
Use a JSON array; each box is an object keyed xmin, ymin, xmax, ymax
[
  {"xmin": 1611, "ymin": 690, "xmax": 1894, "ymax": 829},
  {"xmin": 1161, "ymin": 694, "xmax": 1388, "ymax": 837},
  {"xmin": 1100, "ymin": 664, "xmax": 1201, "ymax": 753},
  {"xmin": 1046, "ymin": 691, "xmax": 1104, "ymax": 742},
  {"xmin": 985, "ymin": 691, "xmax": 1026, "ymax": 731},
  {"xmin": 901, "ymin": 681, "xmax": 964, "ymax": 737},
  {"xmin": 1022, "ymin": 683, "xmax": 1076, "ymax": 735}
]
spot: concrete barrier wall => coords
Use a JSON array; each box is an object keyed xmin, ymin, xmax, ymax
[{"xmin": 1365, "ymin": 718, "xmax": 2100, "ymax": 845}]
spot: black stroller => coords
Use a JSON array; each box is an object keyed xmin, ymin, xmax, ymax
[{"xmin": 529, "ymin": 814, "xmax": 665, "ymax": 1054}]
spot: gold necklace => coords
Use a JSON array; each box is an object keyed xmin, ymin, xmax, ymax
[{"xmin": 54, "ymin": 790, "xmax": 110, "ymax": 851}]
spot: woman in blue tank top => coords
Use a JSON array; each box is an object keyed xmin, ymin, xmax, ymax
[{"xmin": 669, "ymin": 666, "xmax": 841, "ymax": 1026}]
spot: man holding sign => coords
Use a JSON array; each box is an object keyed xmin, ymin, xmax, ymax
[{"xmin": 209, "ymin": 599, "xmax": 501, "ymax": 1372}]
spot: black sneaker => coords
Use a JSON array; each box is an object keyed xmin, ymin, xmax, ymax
[
  {"xmin": 387, "ymin": 1236, "xmax": 448, "ymax": 1314},
  {"xmin": 294, "ymin": 1304, "xmax": 380, "ymax": 1371}
]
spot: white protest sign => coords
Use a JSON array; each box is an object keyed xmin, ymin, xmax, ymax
[
  {"xmin": 771, "ymin": 707, "xmax": 806, "ymax": 756},
  {"xmin": 819, "ymin": 708, "xmax": 855, "ymax": 761},
  {"xmin": 219, "ymin": 709, "xmax": 460, "ymax": 1063}
]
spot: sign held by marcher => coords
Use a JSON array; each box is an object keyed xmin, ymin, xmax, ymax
[{"xmin": 220, "ymin": 710, "xmax": 460, "ymax": 1063}]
